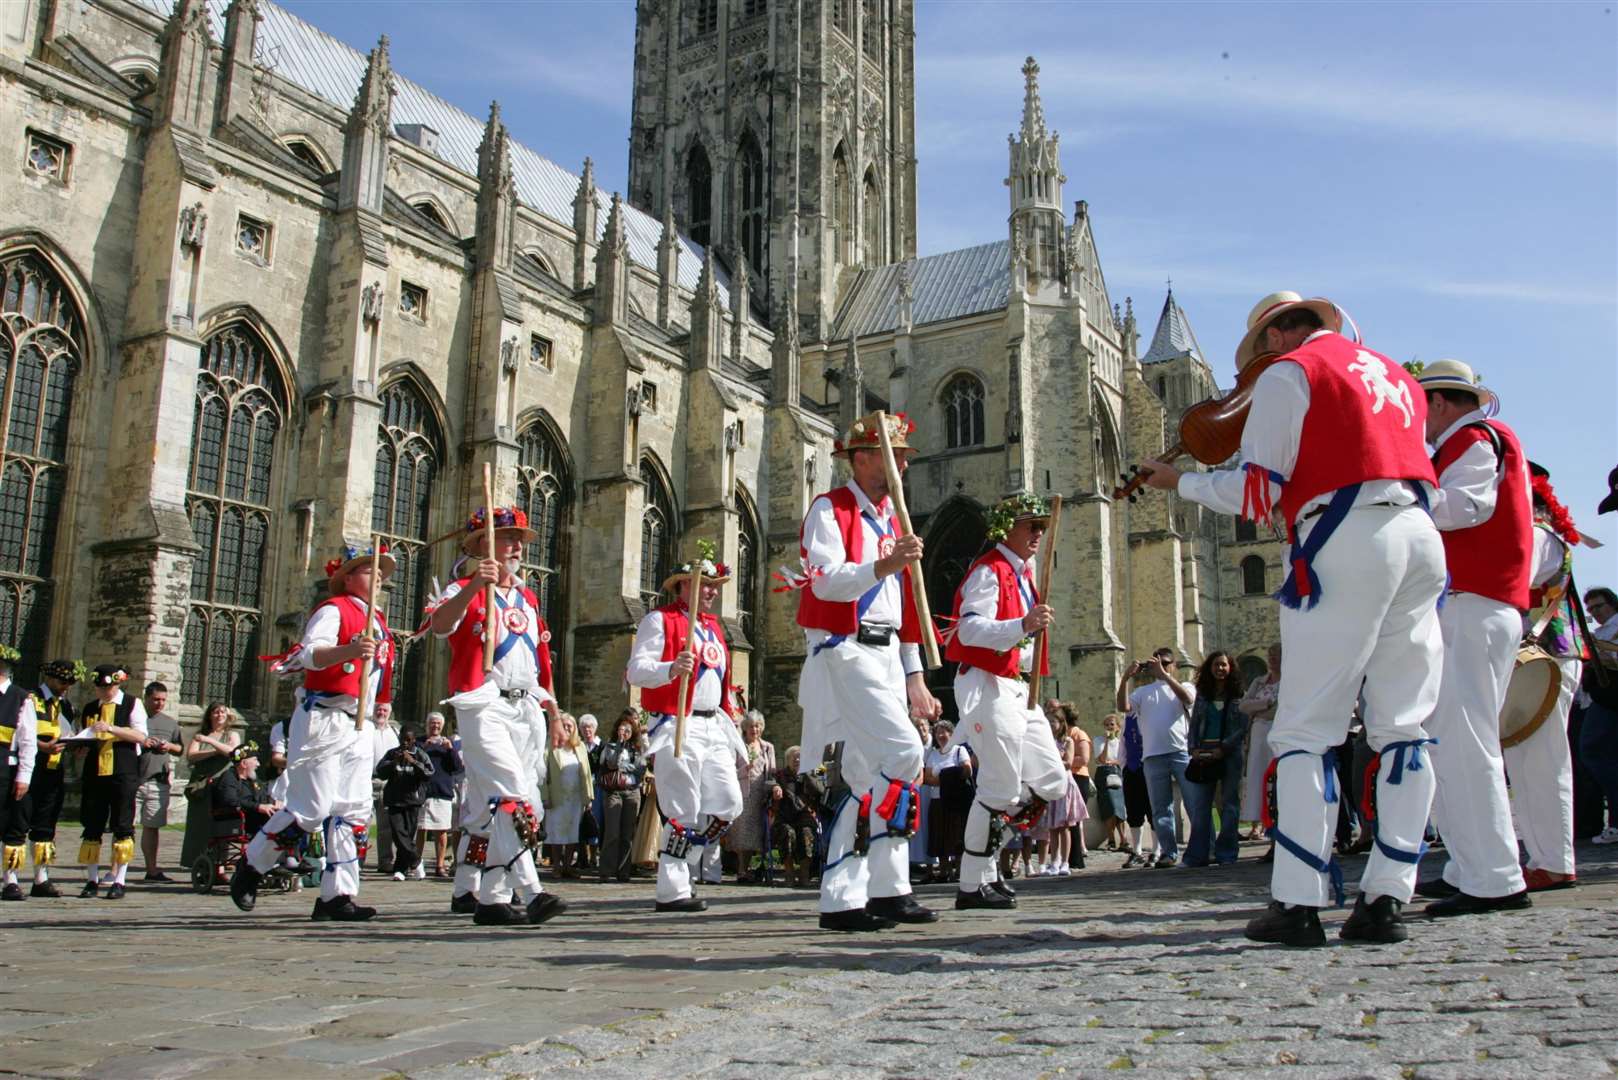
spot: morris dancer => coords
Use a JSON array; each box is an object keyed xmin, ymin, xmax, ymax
[
  {"xmin": 1502, "ymin": 463, "xmax": 1586, "ymax": 892},
  {"xmin": 1413, "ymin": 359, "xmax": 1533, "ymax": 917},
  {"xmin": 788, "ymin": 411, "xmax": 941, "ymax": 931},
  {"xmin": 429, "ymin": 507, "xmax": 564, "ymax": 927},
  {"xmin": 233, "ymin": 545, "xmax": 394, "ymax": 921},
  {"xmin": 626, "ymin": 542, "xmax": 745, "ymax": 913},
  {"xmin": 77, "ymin": 665, "xmax": 148, "ymax": 899},
  {"xmin": 25, "ymin": 659, "xmax": 78, "ymax": 897},
  {"xmin": 0, "ymin": 646, "xmax": 37, "ymax": 901},
  {"xmin": 946, "ymin": 494, "xmax": 1068, "ymax": 911},
  {"xmin": 1138, "ymin": 291, "xmax": 1441, "ymax": 946}
]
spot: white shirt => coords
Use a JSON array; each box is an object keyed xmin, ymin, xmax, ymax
[
  {"xmin": 1530, "ymin": 524, "xmax": 1567, "ymax": 590},
  {"xmin": 371, "ymin": 721, "xmax": 399, "ymax": 769},
  {"xmin": 627, "ymin": 608, "xmax": 726, "ymax": 713},
  {"xmin": 955, "ymin": 543, "xmax": 1037, "ymax": 672},
  {"xmin": 297, "ymin": 595, "xmax": 389, "ymax": 716},
  {"xmin": 925, "ymin": 742, "xmax": 970, "ymax": 775},
  {"xmin": 1177, "ymin": 332, "xmax": 1425, "ymax": 522},
  {"xmin": 269, "ymin": 720, "xmax": 288, "ymax": 757},
  {"xmin": 2, "ymin": 676, "xmax": 38, "ymax": 785},
  {"xmin": 1129, "ymin": 679, "xmax": 1194, "ymax": 758},
  {"xmin": 1429, "ymin": 408, "xmax": 1510, "ymax": 532},
  {"xmin": 801, "ymin": 481, "xmax": 922, "ymax": 675},
  {"xmin": 434, "ymin": 581, "xmax": 554, "ymax": 700},
  {"xmin": 1098, "ymin": 735, "xmax": 1123, "ymax": 766}
]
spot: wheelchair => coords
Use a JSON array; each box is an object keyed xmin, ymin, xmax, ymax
[{"xmin": 189, "ymin": 807, "xmax": 304, "ymax": 895}]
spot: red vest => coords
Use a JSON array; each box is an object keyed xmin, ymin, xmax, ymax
[
  {"xmin": 444, "ymin": 581, "xmax": 556, "ymax": 695},
  {"xmin": 638, "ymin": 604, "xmax": 731, "ymax": 716},
  {"xmin": 1432, "ymin": 419, "xmax": 1532, "ymax": 610},
  {"xmin": 1276, "ymin": 334, "xmax": 1436, "ymax": 527},
  {"xmin": 300, "ymin": 595, "xmax": 395, "ymax": 704},
  {"xmin": 795, "ymin": 486, "xmax": 932, "ymax": 646},
  {"xmin": 944, "ymin": 547, "xmax": 1050, "ymax": 679}
]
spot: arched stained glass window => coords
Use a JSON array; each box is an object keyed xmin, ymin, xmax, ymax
[
  {"xmin": 686, "ymin": 145, "xmax": 713, "ymax": 248},
  {"xmin": 737, "ymin": 133, "xmax": 767, "ymax": 277},
  {"xmin": 374, "ymin": 379, "xmax": 442, "ymax": 723},
  {"xmin": 515, "ymin": 420, "xmax": 572, "ymax": 633},
  {"xmin": 182, "ymin": 322, "xmax": 285, "ymax": 707},
  {"xmin": 831, "ymin": 143, "xmax": 852, "ymax": 269},
  {"xmin": 640, "ymin": 458, "xmax": 675, "ymax": 604},
  {"xmin": 736, "ymin": 485, "xmax": 760, "ymax": 643},
  {"xmin": 0, "ymin": 251, "xmax": 84, "ymax": 685},
  {"xmin": 942, "ymin": 373, "xmax": 986, "ymax": 449},
  {"xmin": 861, "ymin": 168, "xmax": 882, "ymax": 265}
]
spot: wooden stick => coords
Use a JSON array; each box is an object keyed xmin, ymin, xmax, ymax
[
  {"xmin": 482, "ymin": 463, "xmax": 497, "ymax": 674},
  {"xmin": 672, "ymin": 558, "xmax": 705, "ymax": 758},
  {"xmin": 1026, "ymin": 495, "xmax": 1063, "ymax": 710},
  {"xmin": 353, "ymin": 533, "xmax": 384, "ymax": 733},
  {"xmin": 874, "ymin": 412, "xmax": 940, "ymax": 670}
]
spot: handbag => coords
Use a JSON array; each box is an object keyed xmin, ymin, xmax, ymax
[{"xmin": 1184, "ymin": 744, "xmax": 1225, "ymax": 784}]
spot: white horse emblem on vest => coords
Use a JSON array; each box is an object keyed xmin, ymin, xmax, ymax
[{"xmin": 1346, "ymin": 349, "xmax": 1414, "ymax": 429}]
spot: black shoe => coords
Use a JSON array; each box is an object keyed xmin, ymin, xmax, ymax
[
  {"xmin": 955, "ymin": 885, "xmax": 1016, "ymax": 911},
  {"xmin": 322, "ymin": 895, "xmax": 378, "ymax": 922},
  {"xmin": 654, "ymin": 896, "xmax": 707, "ymax": 913},
  {"xmin": 1424, "ymin": 889, "xmax": 1531, "ymax": 919},
  {"xmin": 1340, "ymin": 894, "xmax": 1408, "ymax": 944},
  {"xmin": 142, "ymin": 871, "xmax": 172, "ymax": 883},
  {"xmin": 819, "ymin": 908, "xmax": 897, "ymax": 932},
  {"xmin": 1414, "ymin": 877, "xmax": 1459, "ymax": 900},
  {"xmin": 1, "ymin": 883, "xmax": 23, "ymax": 901},
  {"xmin": 867, "ymin": 894, "xmax": 939, "ymax": 924},
  {"xmin": 989, "ymin": 878, "xmax": 1017, "ymax": 900},
  {"xmin": 105, "ymin": 883, "xmax": 126, "ymax": 900},
  {"xmin": 1244, "ymin": 901, "xmax": 1327, "ymax": 947},
  {"xmin": 450, "ymin": 891, "xmax": 477, "ymax": 915},
  {"xmin": 310, "ymin": 897, "xmax": 331, "ymax": 920},
  {"xmin": 229, "ymin": 864, "xmax": 262, "ymax": 912},
  {"xmin": 527, "ymin": 893, "xmax": 567, "ymax": 924},
  {"xmin": 1072, "ymin": 854, "xmax": 1085, "ymax": 870},
  {"xmin": 30, "ymin": 881, "xmax": 61, "ymax": 898},
  {"xmin": 473, "ymin": 901, "xmax": 523, "ymax": 926},
  {"xmin": 78, "ymin": 881, "xmax": 98, "ymax": 898}
]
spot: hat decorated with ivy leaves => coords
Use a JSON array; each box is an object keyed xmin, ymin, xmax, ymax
[
  {"xmin": 985, "ymin": 492, "xmax": 1052, "ymax": 542},
  {"xmin": 40, "ymin": 658, "xmax": 86, "ymax": 684},
  {"xmin": 833, "ymin": 410, "xmax": 917, "ymax": 459},
  {"xmin": 91, "ymin": 664, "xmax": 129, "ymax": 688},
  {"xmin": 0, "ymin": 644, "xmax": 19, "ymax": 670},
  {"xmin": 325, "ymin": 542, "xmax": 397, "ymax": 596},
  {"xmin": 460, "ymin": 506, "xmax": 539, "ymax": 554},
  {"xmin": 229, "ymin": 740, "xmax": 261, "ymax": 765},
  {"xmin": 660, "ymin": 538, "xmax": 732, "ymax": 595}
]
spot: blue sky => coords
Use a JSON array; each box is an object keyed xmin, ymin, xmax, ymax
[{"xmin": 283, "ymin": 0, "xmax": 1617, "ymax": 581}]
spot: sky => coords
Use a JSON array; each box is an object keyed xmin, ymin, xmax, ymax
[{"xmin": 283, "ymin": 0, "xmax": 1618, "ymax": 583}]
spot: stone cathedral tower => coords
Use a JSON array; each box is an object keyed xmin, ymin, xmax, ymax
[{"xmin": 627, "ymin": 0, "xmax": 918, "ymax": 340}]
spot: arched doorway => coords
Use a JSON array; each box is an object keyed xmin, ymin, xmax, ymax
[{"xmin": 920, "ymin": 497, "xmax": 987, "ymax": 721}]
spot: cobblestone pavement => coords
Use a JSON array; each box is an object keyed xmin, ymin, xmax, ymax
[{"xmin": 1, "ymin": 835, "xmax": 1614, "ymax": 1079}]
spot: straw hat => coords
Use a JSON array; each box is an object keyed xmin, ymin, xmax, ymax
[
  {"xmin": 324, "ymin": 543, "xmax": 397, "ymax": 596},
  {"xmin": 833, "ymin": 410, "xmax": 917, "ymax": 458},
  {"xmin": 1234, "ymin": 291, "xmax": 1341, "ymax": 371},
  {"xmin": 460, "ymin": 506, "xmax": 539, "ymax": 554},
  {"xmin": 659, "ymin": 556, "xmax": 732, "ymax": 597},
  {"xmin": 1414, "ymin": 358, "xmax": 1496, "ymax": 412}
]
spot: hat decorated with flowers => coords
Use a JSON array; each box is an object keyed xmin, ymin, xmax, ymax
[
  {"xmin": 230, "ymin": 740, "xmax": 261, "ymax": 765},
  {"xmin": 325, "ymin": 542, "xmax": 397, "ymax": 596},
  {"xmin": 40, "ymin": 658, "xmax": 86, "ymax": 684},
  {"xmin": 985, "ymin": 492, "xmax": 1052, "ymax": 542},
  {"xmin": 91, "ymin": 664, "xmax": 129, "ymax": 688},
  {"xmin": 0, "ymin": 644, "xmax": 19, "ymax": 669},
  {"xmin": 833, "ymin": 410, "xmax": 917, "ymax": 458},
  {"xmin": 660, "ymin": 537, "xmax": 732, "ymax": 595},
  {"xmin": 460, "ymin": 506, "xmax": 539, "ymax": 554}
]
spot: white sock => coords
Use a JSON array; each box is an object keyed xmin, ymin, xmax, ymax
[
  {"xmin": 85, "ymin": 863, "xmax": 100, "ymax": 884},
  {"xmin": 113, "ymin": 863, "xmax": 129, "ymax": 885},
  {"xmin": 1129, "ymin": 826, "xmax": 1142, "ymax": 852},
  {"xmin": 3, "ymin": 870, "xmax": 15, "ymax": 887},
  {"xmin": 34, "ymin": 864, "xmax": 48, "ymax": 884}
]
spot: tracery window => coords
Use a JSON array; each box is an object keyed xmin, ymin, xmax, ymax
[
  {"xmin": 861, "ymin": 0, "xmax": 882, "ymax": 60},
  {"xmin": 182, "ymin": 323, "xmax": 285, "ymax": 707},
  {"xmin": 737, "ymin": 133, "xmax": 767, "ymax": 277},
  {"xmin": 861, "ymin": 167, "xmax": 882, "ymax": 265},
  {"xmin": 640, "ymin": 458, "xmax": 675, "ymax": 604},
  {"xmin": 831, "ymin": 143, "xmax": 852, "ymax": 269},
  {"xmin": 942, "ymin": 373, "xmax": 986, "ymax": 449},
  {"xmin": 685, "ymin": 145, "xmax": 713, "ymax": 248},
  {"xmin": 831, "ymin": 0, "xmax": 852, "ymax": 37},
  {"xmin": 514, "ymin": 420, "xmax": 571, "ymax": 631},
  {"xmin": 373, "ymin": 380, "xmax": 441, "ymax": 723},
  {"xmin": 0, "ymin": 252, "xmax": 83, "ymax": 685}
]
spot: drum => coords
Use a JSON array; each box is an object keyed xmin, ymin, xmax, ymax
[{"xmin": 1499, "ymin": 644, "xmax": 1562, "ymax": 749}]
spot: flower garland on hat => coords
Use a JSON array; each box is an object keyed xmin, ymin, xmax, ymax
[
  {"xmin": 324, "ymin": 541, "xmax": 391, "ymax": 579},
  {"xmin": 833, "ymin": 411, "xmax": 915, "ymax": 455},
  {"xmin": 985, "ymin": 492, "xmax": 1051, "ymax": 542},
  {"xmin": 1531, "ymin": 472, "xmax": 1581, "ymax": 546},
  {"xmin": 0, "ymin": 644, "xmax": 19, "ymax": 665}
]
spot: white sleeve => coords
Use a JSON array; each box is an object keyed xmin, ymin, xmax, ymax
[
  {"xmin": 129, "ymin": 696, "xmax": 148, "ymax": 737},
  {"xmin": 297, "ymin": 603, "xmax": 344, "ymax": 670},
  {"xmin": 431, "ymin": 580, "xmax": 467, "ymax": 639},
  {"xmin": 1176, "ymin": 363, "xmax": 1308, "ymax": 517},
  {"xmin": 626, "ymin": 611, "xmax": 675, "ymax": 689},
  {"xmin": 1531, "ymin": 529, "xmax": 1566, "ymax": 589},
  {"xmin": 270, "ymin": 722, "xmax": 287, "ymax": 754},
  {"xmin": 954, "ymin": 564, "xmax": 1028, "ymax": 651},
  {"xmin": 1430, "ymin": 438, "xmax": 1500, "ymax": 532},
  {"xmin": 804, "ymin": 496, "xmax": 881, "ymax": 603},
  {"xmin": 12, "ymin": 696, "xmax": 36, "ymax": 786},
  {"xmin": 900, "ymin": 643, "xmax": 921, "ymax": 678}
]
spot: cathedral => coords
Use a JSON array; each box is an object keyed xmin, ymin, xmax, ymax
[{"xmin": 0, "ymin": 0, "xmax": 1279, "ymax": 743}]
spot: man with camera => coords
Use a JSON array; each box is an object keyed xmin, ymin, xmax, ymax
[{"xmin": 1115, "ymin": 648, "xmax": 1194, "ymax": 868}]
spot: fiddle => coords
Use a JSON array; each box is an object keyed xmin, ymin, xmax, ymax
[{"xmin": 1114, "ymin": 351, "xmax": 1283, "ymax": 502}]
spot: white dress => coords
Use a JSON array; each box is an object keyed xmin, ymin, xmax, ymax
[
  {"xmin": 1240, "ymin": 676, "xmax": 1280, "ymax": 821},
  {"xmin": 545, "ymin": 752, "xmax": 586, "ymax": 844}
]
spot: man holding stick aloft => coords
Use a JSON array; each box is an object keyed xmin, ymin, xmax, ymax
[
  {"xmin": 788, "ymin": 411, "xmax": 942, "ymax": 932},
  {"xmin": 626, "ymin": 540, "xmax": 745, "ymax": 913},
  {"xmin": 946, "ymin": 494, "xmax": 1069, "ymax": 911},
  {"xmin": 234, "ymin": 544, "xmax": 394, "ymax": 921},
  {"xmin": 430, "ymin": 505, "xmax": 564, "ymax": 927}
]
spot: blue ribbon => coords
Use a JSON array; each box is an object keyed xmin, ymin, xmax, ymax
[
  {"xmin": 813, "ymin": 510, "xmax": 893, "ymax": 657},
  {"xmin": 1367, "ymin": 737, "xmax": 1437, "ymax": 865},
  {"xmin": 1266, "ymin": 749, "xmax": 1345, "ymax": 907},
  {"xmin": 491, "ymin": 589, "xmax": 539, "ymax": 668},
  {"xmin": 1276, "ymin": 483, "xmax": 1363, "ymax": 611}
]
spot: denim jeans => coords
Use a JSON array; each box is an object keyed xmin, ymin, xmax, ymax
[
  {"xmin": 1183, "ymin": 751, "xmax": 1244, "ymax": 865},
  {"xmin": 1144, "ymin": 751, "xmax": 1190, "ymax": 860},
  {"xmin": 1579, "ymin": 701, "xmax": 1618, "ymax": 821}
]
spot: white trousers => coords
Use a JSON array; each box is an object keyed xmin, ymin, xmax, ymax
[
  {"xmin": 650, "ymin": 712, "xmax": 744, "ymax": 903},
  {"xmin": 799, "ymin": 637, "xmax": 924, "ymax": 914},
  {"xmin": 1505, "ymin": 656, "xmax": 1581, "ymax": 876},
  {"xmin": 1268, "ymin": 504, "xmax": 1444, "ymax": 908},
  {"xmin": 956, "ymin": 669, "xmax": 1068, "ymax": 889},
  {"xmin": 1428, "ymin": 592, "xmax": 1527, "ymax": 898},
  {"xmin": 247, "ymin": 699, "xmax": 373, "ymax": 900},
  {"xmin": 450, "ymin": 683, "xmax": 548, "ymax": 906}
]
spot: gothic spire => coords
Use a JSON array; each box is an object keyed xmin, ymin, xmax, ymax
[
  {"xmin": 154, "ymin": 0, "xmax": 215, "ymax": 133},
  {"xmin": 474, "ymin": 101, "xmax": 515, "ymax": 270},
  {"xmin": 347, "ymin": 35, "xmax": 393, "ymax": 138},
  {"xmin": 1020, "ymin": 56, "xmax": 1046, "ymax": 142},
  {"xmin": 338, "ymin": 35, "xmax": 393, "ymax": 213}
]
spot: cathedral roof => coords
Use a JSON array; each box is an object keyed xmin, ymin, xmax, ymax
[
  {"xmin": 136, "ymin": 0, "xmax": 727, "ymax": 304},
  {"xmin": 1141, "ymin": 288, "xmax": 1206, "ymax": 365},
  {"xmin": 830, "ymin": 240, "xmax": 1012, "ymax": 340}
]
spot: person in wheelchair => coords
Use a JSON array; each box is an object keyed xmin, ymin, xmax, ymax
[{"xmin": 213, "ymin": 744, "xmax": 278, "ymax": 837}]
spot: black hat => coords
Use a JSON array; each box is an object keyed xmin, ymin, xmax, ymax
[
  {"xmin": 41, "ymin": 659, "xmax": 78, "ymax": 683},
  {"xmin": 92, "ymin": 664, "xmax": 129, "ymax": 688},
  {"xmin": 1528, "ymin": 460, "xmax": 1549, "ymax": 480},
  {"xmin": 229, "ymin": 741, "xmax": 260, "ymax": 765},
  {"xmin": 1601, "ymin": 466, "xmax": 1618, "ymax": 516}
]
